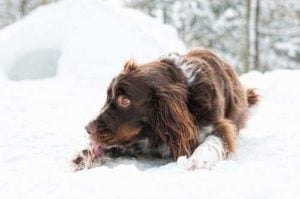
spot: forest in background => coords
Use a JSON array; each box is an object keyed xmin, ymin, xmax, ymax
[{"xmin": 0, "ymin": 0, "xmax": 299, "ymax": 73}]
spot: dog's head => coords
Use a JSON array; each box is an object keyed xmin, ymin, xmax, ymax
[{"xmin": 86, "ymin": 59, "xmax": 198, "ymax": 159}]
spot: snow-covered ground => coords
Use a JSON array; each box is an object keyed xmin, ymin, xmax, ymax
[
  {"xmin": 1, "ymin": 69, "xmax": 300, "ymax": 199},
  {"xmin": 0, "ymin": 0, "xmax": 300, "ymax": 199}
]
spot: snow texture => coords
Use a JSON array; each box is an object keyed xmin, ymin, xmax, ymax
[{"xmin": 0, "ymin": 0, "xmax": 299, "ymax": 199}]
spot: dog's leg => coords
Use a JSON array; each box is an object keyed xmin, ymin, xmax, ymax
[
  {"xmin": 177, "ymin": 135, "xmax": 226, "ymax": 170},
  {"xmin": 214, "ymin": 119, "xmax": 237, "ymax": 155},
  {"xmin": 71, "ymin": 146, "xmax": 137, "ymax": 171},
  {"xmin": 178, "ymin": 119, "xmax": 237, "ymax": 170},
  {"xmin": 71, "ymin": 148, "xmax": 110, "ymax": 171}
]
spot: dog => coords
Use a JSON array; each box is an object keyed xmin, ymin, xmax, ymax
[{"xmin": 72, "ymin": 48, "xmax": 258, "ymax": 171}]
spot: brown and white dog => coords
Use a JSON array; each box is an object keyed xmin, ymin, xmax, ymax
[{"xmin": 72, "ymin": 48, "xmax": 258, "ymax": 171}]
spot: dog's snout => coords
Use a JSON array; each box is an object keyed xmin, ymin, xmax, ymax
[{"xmin": 85, "ymin": 121, "xmax": 97, "ymax": 135}]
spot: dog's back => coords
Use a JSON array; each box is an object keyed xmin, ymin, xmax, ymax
[{"xmin": 180, "ymin": 49, "xmax": 259, "ymax": 153}]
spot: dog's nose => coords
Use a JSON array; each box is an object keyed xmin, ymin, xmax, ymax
[{"xmin": 85, "ymin": 121, "xmax": 97, "ymax": 135}]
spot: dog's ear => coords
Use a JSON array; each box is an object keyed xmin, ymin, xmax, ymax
[
  {"xmin": 151, "ymin": 83, "xmax": 199, "ymax": 160},
  {"xmin": 122, "ymin": 59, "xmax": 137, "ymax": 74}
]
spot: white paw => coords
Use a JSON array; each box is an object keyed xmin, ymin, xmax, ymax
[
  {"xmin": 177, "ymin": 135, "xmax": 225, "ymax": 171},
  {"xmin": 71, "ymin": 149, "xmax": 103, "ymax": 171},
  {"xmin": 177, "ymin": 156, "xmax": 211, "ymax": 171}
]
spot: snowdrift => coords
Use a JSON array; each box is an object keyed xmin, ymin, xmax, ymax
[{"xmin": 0, "ymin": 0, "xmax": 185, "ymax": 81}]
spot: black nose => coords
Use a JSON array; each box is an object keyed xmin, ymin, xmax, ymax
[{"xmin": 85, "ymin": 121, "xmax": 97, "ymax": 135}]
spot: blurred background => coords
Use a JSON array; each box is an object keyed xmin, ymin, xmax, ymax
[{"xmin": 0, "ymin": 0, "xmax": 299, "ymax": 74}]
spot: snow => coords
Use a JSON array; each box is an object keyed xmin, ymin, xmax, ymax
[
  {"xmin": 1, "ymin": 70, "xmax": 300, "ymax": 199},
  {"xmin": 0, "ymin": 0, "xmax": 300, "ymax": 199},
  {"xmin": 0, "ymin": 0, "xmax": 185, "ymax": 81}
]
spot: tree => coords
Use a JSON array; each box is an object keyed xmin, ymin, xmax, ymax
[
  {"xmin": 241, "ymin": 0, "xmax": 251, "ymax": 73},
  {"xmin": 126, "ymin": 0, "xmax": 300, "ymax": 72},
  {"xmin": 254, "ymin": 0, "xmax": 260, "ymax": 71}
]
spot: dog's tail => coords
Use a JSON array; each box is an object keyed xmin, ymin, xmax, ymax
[{"xmin": 246, "ymin": 89, "xmax": 259, "ymax": 107}]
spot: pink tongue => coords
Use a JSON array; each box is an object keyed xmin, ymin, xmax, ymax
[{"xmin": 92, "ymin": 144, "xmax": 104, "ymax": 158}]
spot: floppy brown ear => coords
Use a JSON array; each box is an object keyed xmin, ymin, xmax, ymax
[
  {"xmin": 122, "ymin": 59, "xmax": 137, "ymax": 74},
  {"xmin": 152, "ymin": 84, "xmax": 199, "ymax": 160}
]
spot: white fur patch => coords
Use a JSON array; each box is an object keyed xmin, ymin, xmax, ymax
[
  {"xmin": 179, "ymin": 62, "xmax": 198, "ymax": 84},
  {"xmin": 177, "ymin": 135, "xmax": 225, "ymax": 170},
  {"xmin": 161, "ymin": 53, "xmax": 201, "ymax": 85}
]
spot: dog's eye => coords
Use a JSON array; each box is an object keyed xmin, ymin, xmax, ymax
[{"xmin": 117, "ymin": 95, "xmax": 131, "ymax": 108}]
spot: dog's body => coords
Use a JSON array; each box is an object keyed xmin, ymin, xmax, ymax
[{"xmin": 73, "ymin": 49, "xmax": 258, "ymax": 170}]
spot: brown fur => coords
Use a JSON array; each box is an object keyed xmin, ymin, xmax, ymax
[
  {"xmin": 247, "ymin": 89, "xmax": 260, "ymax": 107},
  {"xmin": 91, "ymin": 124, "xmax": 142, "ymax": 146},
  {"xmin": 113, "ymin": 125, "xmax": 142, "ymax": 144},
  {"xmin": 214, "ymin": 119, "xmax": 237, "ymax": 154},
  {"xmin": 122, "ymin": 59, "xmax": 138, "ymax": 74},
  {"xmin": 154, "ymin": 82, "xmax": 199, "ymax": 158},
  {"xmin": 85, "ymin": 48, "xmax": 259, "ymax": 160}
]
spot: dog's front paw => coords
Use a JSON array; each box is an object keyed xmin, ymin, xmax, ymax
[
  {"xmin": 177, "ymin": 135, "xmax": 226, "ymax": 171},
  {"xmin": 177, "ymin": 156, "xmax": 211, "ymax": 171},
  {"xmin": 71, "ymin": 149, "xmax": 103, "ymax": 171}
]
